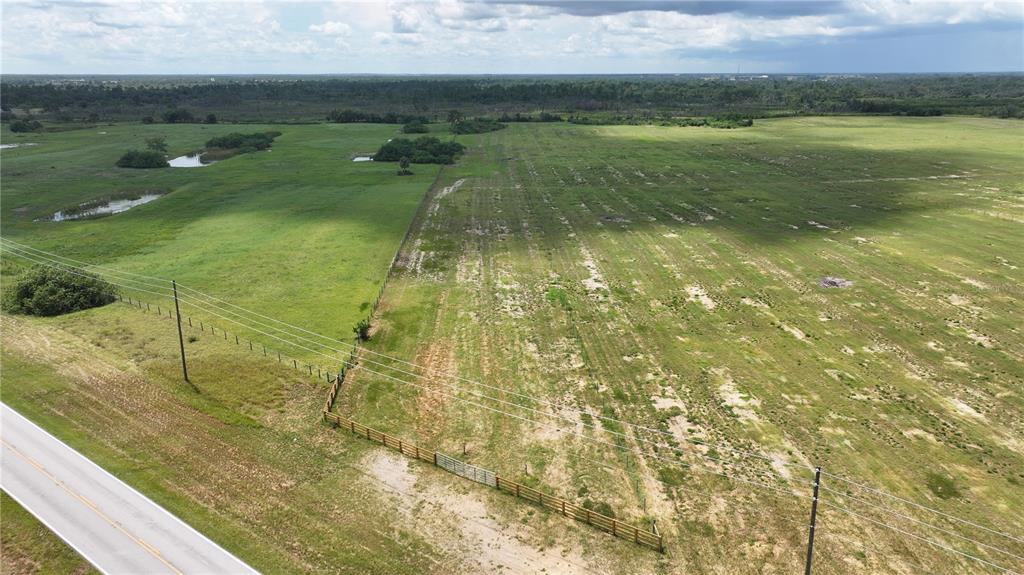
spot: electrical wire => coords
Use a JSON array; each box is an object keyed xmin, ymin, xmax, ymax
[
  {"xmin": 823, "ymin": 502, "xmax": 1020, "ymax": 574},
  {"xmin": 820, "ymin": 485, "xmax": 1024, "ymax": 562},
  {"xmin": 821, "ymin": 470, "xmax": 1024, "ymax": 546},
  {"xmin": 1, "ymin": 238, "xmax": 812, "ymax": 472}
]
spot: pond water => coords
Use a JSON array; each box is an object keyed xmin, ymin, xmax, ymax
[
  {"xmin": 169, "ymin": 154, "xmax": 209, "ymax": 167},
  {"xmin": 48, "ymin": 194, "xmax": 163, "ymax": 221},
  {"xmin": 0, "ymin": 143, "xmax": 37, "ymax": 150},
  {"xmin": 352, "ymin": 156, "xmax": 374, "ymax": 162}
]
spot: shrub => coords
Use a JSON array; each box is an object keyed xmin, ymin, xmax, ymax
[
  {"xmin": 353, "ymin": 318, "xmax": 371, "ymax": 341},
  {"xmin": 2, "ymin": 266, "xmax": 117, "ymax": 316},
  {"xmin": 116, "ymin": 150, "xmax": 168, "ymax": 168},
  {"xmin": 373, "ymin": 136, "xmax": 465, "ymax": 164},
  {"xmin": 204, "ymin": 113, "xmax": 218, "ymax": 124},
  {"xmin": 581, "ymin": 499, "xmax": 616, "ymax": 518},
  {"xmin": 402, "ymin": 120, "xmax": 429, "ymax": 133},
  {"xmin": 204, "ymin": 131, "xmax": 277, "ymax": 151},
  {"xmin": 9, "ymin": 119, "xmax": 43, "ymax": 133},
  {"xmin": 161, "ymin": 108, "xmax": 195, "ymax": 123},
  {"xmin": 450, "ymin": 118, "xmax": 505, "ymax": 134},
  {"xmin": 141, "ymin": 116, "xmax": 155, "ymax": 124},
  {"xmin": 145, "ymin": 136, "xmax": 168, "ymax": 152}
]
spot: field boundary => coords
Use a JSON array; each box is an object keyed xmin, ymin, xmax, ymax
[
  {"xmin": 321, "ymin": 409, "xmax": 665, "ymax": 552},
  {"xmin": 320, "ymin": 162, "xmax": 663, "ymax": 553}
]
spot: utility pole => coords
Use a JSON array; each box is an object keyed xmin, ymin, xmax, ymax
[
  {"xmin": 172, "ymin": 280, "xmax": 189, "ymax": 382},
  {"xmin": 804, "ymin": 466, "xmax": 822, "ymax": 575}
]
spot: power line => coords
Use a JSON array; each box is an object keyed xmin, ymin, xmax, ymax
[
  {"xmin": 823, "ymin": 502, "xmax": 1020, "ymax": 574},
  {"xmin": 6, "ymin": 239, "xmax": 1022, "ymax": 565},
  {"xmin": 821, "ymin": 470, "xmax": 1024, "ymax": 546},
  {"xmin": 163, "ymin": 290, "xmax": 812, "ymax": 499},
  {"xmin": 820, "ymin": 485, "xmax": 1024, "ymax": 562},
  {"xmin": 0, "ymin": 246, "xmax": 175, "ymax": 301},
  {"xmin": 159, "ymin": 288, "xmax": 799, "ymax": 482},
  {"xmin": 0, "ymin": 239, "xmax": 176, "ymax": 294},
  {"xmin": 0, "ymin": 238, "xmax": 813, "ymax": 476}
]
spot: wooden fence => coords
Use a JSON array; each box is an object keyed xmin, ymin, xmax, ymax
[{"xmin": 322, "ymin": 410, "xmax": 664, "ymax": 553}]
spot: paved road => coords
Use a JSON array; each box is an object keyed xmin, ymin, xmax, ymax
[{"xmin": 1, "ymin": 403, "xmax": 259, "ymax": 574}]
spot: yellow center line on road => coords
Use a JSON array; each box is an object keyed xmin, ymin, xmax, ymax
[{"xmin": 1, "ymin": 437, "xmax": 185, "ymax": 575}]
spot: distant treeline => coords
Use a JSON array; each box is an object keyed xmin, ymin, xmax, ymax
[
  {"xmin": 2, "ymin": 75, "xmax": 1022, "ymax": 122},
  {"xmin": 326, "ymin": 108, "xmax": 428, "ymax": 124}
]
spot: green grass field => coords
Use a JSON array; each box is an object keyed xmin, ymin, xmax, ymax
[
  {"xmin": 343, "ymin": 116, "xmax": 1024, "ymax": 573},
  {"xmin": 1, "ymin": 117, "xmax": 1022, "ymax": 574},
  {"xmin": 1, "ymin": 121, "xmax": 438, "ymax": 337}
]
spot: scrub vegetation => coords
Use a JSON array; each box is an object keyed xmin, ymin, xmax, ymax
[
  {"xmin": 2, "ymin": 265, "xmax": 117, "ymax": 316},
  {"xmin": 116, "ymin": 149, "xmax": 168, "ymax": 168}
]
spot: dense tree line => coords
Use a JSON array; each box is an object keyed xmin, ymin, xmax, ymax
[
  {"xmin": 327, "ymin": 108, "xmax": 428, "ymax": 124},
  {"xmin": 2, "ymin": 75, "xmax": 1021, "ymax": 122}
]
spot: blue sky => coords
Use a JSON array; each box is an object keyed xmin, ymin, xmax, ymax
[{"xmin": 2, "ymin": 1, "xmax": 1021, "ymax": 74}]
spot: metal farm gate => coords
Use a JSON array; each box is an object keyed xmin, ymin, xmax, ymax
[{"xmin": 435, "ymin": 452, "xmax": 497, "ymax": 487}]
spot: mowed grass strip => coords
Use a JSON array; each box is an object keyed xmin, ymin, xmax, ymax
[{"xmin": 0, "ymin": 492, "xmax": 99, "ymax": 575}]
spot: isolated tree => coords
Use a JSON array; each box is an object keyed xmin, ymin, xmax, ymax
[
  {"xmin": 447, "ymin": 109, "xmax": 464, "ymax": 128},
  {"xmin": 205, "ymin": 113, "xmax": 218, "ymax": 124},
  {"xmin": 397, "ymin": 156, "xmax": 413, "ymax": 176},
  {"xmin": 145, "ymin": 136, "xmax": 168, "ymax": 153}
]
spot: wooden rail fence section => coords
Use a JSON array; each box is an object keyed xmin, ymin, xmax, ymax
[{"xmin": 322, "ymin": 410, "xmax": 664, "ymax": 553}]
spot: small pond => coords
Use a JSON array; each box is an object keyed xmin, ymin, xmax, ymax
[
  {"xmin": 352, "ymin": 156, "xmax": 374, "ymax": 162},
  {"xmin": 0, "ymin": 143, "xmax": 38, "ymax": 150},
  {"xmin": 169, "ymin": 154, "xmax": 210, "ymax": 168},
  {"xmin": 47, "ymin": 194, "xmax": 163, "ymax": 222}
]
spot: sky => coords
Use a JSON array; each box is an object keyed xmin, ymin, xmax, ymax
[{"xmin": 1, "ymin": 0, "xmax": 1022, "ymax": 74}]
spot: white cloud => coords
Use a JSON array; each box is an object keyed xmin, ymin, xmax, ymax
[
  {"xmin": 310, "ymin": 20, "xmax": 352, "ymax": 35},
  {"xmin": 1, "ymin": 0, "xmax": 1020, "ymax": 73}
]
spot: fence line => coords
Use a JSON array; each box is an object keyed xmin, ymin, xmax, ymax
[
  {"xmin": 14, "ymin": 242, "xmax": 1018, "ymax": 570},
  {"xmin": 114, "ymin": 294, "xmax": 341, "ymax": 386},
  {"xmin": 321, "ymin": 410, "xmax": 664, "ymax": 553}
]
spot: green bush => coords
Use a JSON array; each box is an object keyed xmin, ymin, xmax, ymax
[
  {"xmin": 116, "ymin": 150, "xmax": 168, "ymax": 168},
  {"xmin": 161, "ymin": 108, "xmax": 195, "ymax": 123},
  {"xmin": 353, "ymin": 318, "xmax": 371, "ymax": 341},
  {"xmin": 450, "ymin": 118, "xmax": 505, "ymax": 134},
  {"xmin": 373, "ymin": 136, "xmax": 465, "ymax": 164},
  {"xmin": 401, "ymin": 120, "xmax": 429, "ymax": 133},
  {"xmin": 9, "ymin": 119, "xmax": 43, "ymax": 133},
  {"xmin": 2, "ymin": 266, "xmax": 117, "ymax": 316},
  {"xmin": 205, "ymin": 131, "xmax": 278, "ymax": 151}
]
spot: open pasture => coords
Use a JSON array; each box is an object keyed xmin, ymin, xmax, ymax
[
  {"xmin": 1, "ymin": 121, "xmax": 438, "ymax": 336},
  {"xmin": 344, "ymin": 116, "xmax": 1024, "ymax": 573},
  {"xmin": 0, "ymin": 116, "xmax": 1022, "ymax": 574}
]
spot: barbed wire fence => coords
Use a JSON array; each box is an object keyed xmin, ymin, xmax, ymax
[{"xmin": 2, "ymin": 237, "xmax": 1022, "ymax": 573}]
